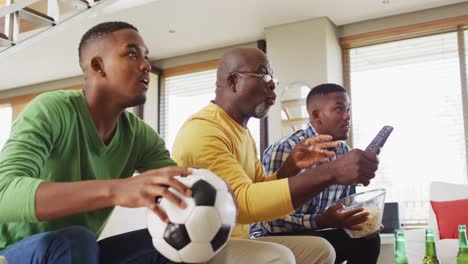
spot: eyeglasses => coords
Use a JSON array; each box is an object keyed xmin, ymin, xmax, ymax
[{"xmin": 230, "ymin": 72, "xmax": 279, "ymax": 86}]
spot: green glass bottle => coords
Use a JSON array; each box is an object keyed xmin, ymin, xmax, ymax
[
  {"xmin": 394, "ymin": 230, "xmax": 409, "ymax": 264},
  {"xmin": 422, "ymin": 229, "xmax": 440, "ymax": 264},
  {"xmin": 458, "ymin": 225, "xmax": 468, "ymax": 264}
]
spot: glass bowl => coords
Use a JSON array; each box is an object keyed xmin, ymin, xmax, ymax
[{"xmin": 335, "ymin": 189, "xmax": 386, "ymax": 238}]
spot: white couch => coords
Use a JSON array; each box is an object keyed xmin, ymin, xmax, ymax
[
  {"xmin": 99, "ymin": 182, "xmax": 468, "ymax": 264},
  {"xmin": 406, "ymin": 181, "xmax": 467, "ymax": 264},
  {"xmin": 98, "ymin": 206, "xmax": 148, "ymax": 240}
]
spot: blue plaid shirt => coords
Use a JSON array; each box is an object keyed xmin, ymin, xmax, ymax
[{"xmin": 250, "ymin": 123, "xmax": 354, "ymax": 237}]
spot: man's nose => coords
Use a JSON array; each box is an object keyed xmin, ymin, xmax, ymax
[
  {"xmin": 142, "ymin": 59, "xmax": 151, "ymax": 72},
  {"xmin": 267, "ymin": 80, "xmax": 276, "ymax": 91},
  {"xmin": 344, "ymin": 110, "xmax": 351, "ymax": 120}
]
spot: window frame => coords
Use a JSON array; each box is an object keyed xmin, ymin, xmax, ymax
[
  {"xmin": 341, "ymin": 16, "xmax": 468, "ymax": 227},
  {"xmin": 341, "ymin": 16, "xmax": 468, "ymax": 151}
]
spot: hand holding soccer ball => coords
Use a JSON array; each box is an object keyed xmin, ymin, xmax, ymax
[{"xmin": 147, "ymin": 168, "xmax": 237, "ymax": 263}]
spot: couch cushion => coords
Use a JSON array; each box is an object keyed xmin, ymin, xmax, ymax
[
  {"xmin": 430, "ymin": 182, "xmax": 468, "ymax": 239},
  {"xmin": 430, "ymin": 199, "xmax": 468, "ymax": 239}
]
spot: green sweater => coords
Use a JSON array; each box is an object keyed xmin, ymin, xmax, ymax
[{"xmin": 0, "ymin": 90, "xmax": 176, "ymax": 248}]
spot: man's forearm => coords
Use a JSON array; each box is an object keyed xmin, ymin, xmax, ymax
[
  {"xmin": 35, "ymin": 180, "xmax": 120, "ymax": 221},
  {"xmin": 277, "ymin": 155, "xmax": 301, "ymax": 179},
  {"xmin": 288, "ymin": 165, "xmax": 336, "ymax": 208}
]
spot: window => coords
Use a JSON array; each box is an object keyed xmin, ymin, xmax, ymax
[
  {"xmin": 349, "ymin": 32, "xmax": 468, "ymax": 225},
  {"xmin": 161, "ymin": 69, "xmax": 261, "ymax": 155},
  {"xmin": 0, "ymin": 104, "xmax": 12, "ymax": 150},
  {"xmin": 465, "ymin": 29, "xmax": 468, "ymax": 87}
]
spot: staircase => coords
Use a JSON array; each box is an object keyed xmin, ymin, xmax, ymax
[{"xmin": 0, "ymin": 0, "xmax": 104, "ymax": 53}]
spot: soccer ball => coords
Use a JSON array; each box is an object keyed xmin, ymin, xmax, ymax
[{"xmin": 147, "ymin": 168, "xmax": 238, "ymax": 263}]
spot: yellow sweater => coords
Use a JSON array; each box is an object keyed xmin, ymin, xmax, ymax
[{"xmin": 172, "ymin": 103, "xmax": 294, "ymax": 238}]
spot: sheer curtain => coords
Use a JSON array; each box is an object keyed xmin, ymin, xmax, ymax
[
  {"xmin": 349, "ymin": 32, "xmax": 467, "ymax": 225},
  {"xmin": 161, "ymin": 69, "xmax": 260, "ymax": 155},
  {"xmin": 465, "ymin": 29, "xmax": 468, "ymax": 92},
  {"xmin": 0, "ymin": 105, "xmax": 12, "ymax": 150}
]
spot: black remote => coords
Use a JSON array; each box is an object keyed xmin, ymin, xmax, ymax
[{"xmin": 365, "ymin": 126, "xmax": 393, "ymax": 154}]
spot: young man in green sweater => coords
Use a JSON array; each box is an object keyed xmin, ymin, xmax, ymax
[{"xmin": 0, "ymin": 21, "xmax": 192, "ymax": 263}]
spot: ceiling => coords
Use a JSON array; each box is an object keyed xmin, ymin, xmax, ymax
[{"xmin": 0, "ymin": 0, "xmax": 467, "ymax": 91}]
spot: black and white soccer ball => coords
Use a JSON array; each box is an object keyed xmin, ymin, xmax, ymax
[{"xmin": 147, "ymin": 168, "xmax": 238, "ymax": 263}]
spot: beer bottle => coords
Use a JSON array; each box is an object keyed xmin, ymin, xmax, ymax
[
  {"xmin": 458, "ymin": 224, "xmax": 468, "ymax": 264},
  {"xmin": 422, "ymin": 229, "xmax": 440, "ymax": 264},
  {"xmin": 394, "ymin": 230, "xmax": 409, "ymax": 264}
]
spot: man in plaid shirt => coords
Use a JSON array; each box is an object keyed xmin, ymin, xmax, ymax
[{"xmin": 251, "ymin": 83, "xmax": 381, "ymax": 264}]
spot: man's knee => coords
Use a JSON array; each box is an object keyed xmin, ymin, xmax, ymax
[
  {"xmin": 357, "ymin": 235, "xmax": 381, "ymax": 257},
  {"xmin": 266, "ymin": 242, "xmax": 296, "ymax": 264},
  {"xmin": 39, "ymin": 226, "xmax": 99, "ymax": 262},
  {"xmin": 210, "ymin": 239, "xmax": 295, "ymax": 264},
  {"xmin": 298, "ymin": 236, "xmax": 336, "ymax": 264},
  {"xmin": 314, "ymin": 237, "xmax": 336, "ymax": 263},
  {"xmin": 256, "ymin": 235, "xmax": 336, "ymax": 264},
  {"xmin": 35, "ymin": 229, "xmax": 69, "ymax": 254},
  {"xmin": 58, "ymin": 226, "xmax": 97, "ymax": 244}
]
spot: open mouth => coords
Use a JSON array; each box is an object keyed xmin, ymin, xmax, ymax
[
  {"xmin": 266, "ymin": 96, "xmax": 276, "ymax": 105},
  {"xmin": 139, "ymin": 78, "xmax": 149, "ymax": 89}
]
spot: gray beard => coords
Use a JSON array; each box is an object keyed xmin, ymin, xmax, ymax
[{"xmin": 254, "ymin": 101, "xmax": 269, "ymax": 118}]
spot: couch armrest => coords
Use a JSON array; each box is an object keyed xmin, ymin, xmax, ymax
[
  {"xmin": 405, "ymin": 229, "xmax": 426, "ymax": 264},
  {"xmin": 405, "ymin": 230, "xmax": 458, "ymax": 264}
]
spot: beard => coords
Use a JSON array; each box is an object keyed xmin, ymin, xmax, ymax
[
  {"xmin": 253, "ymin": 101, "xmax": 270, "ymax": 118},
  {"xmin": 125, "ymin": 94, "xmax": 147, "ymax": 108},
  {"xmin": 334, "ymin": 134, "xmax": 348, "ymax": 141},
  {"xmin": 331, "ymin": 129, "xmax": 349, "ymax": 141}
]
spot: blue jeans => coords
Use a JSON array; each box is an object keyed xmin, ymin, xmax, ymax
[{"xmin": 0, "ymin": 226, "xmax": 174, "ymax": 264}]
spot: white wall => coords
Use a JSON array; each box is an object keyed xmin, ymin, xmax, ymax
[
  {"xmin": 153, "ymin": 42, "xmax": 257, "ymax": 69},
  {"xmin": 325, "ymin": 21, "xmax": 343, "ymax": 84},
  {"xmin": 143, "ymin": 72, "xmax": 159, "ymax": 132},
  {"xmin": 265, "ymin": 17, "xmax": 343, "ymax": 144}
]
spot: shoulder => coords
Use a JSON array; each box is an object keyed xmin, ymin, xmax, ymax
[
  {"xmin": 21, "ymin": 90, "xmax": 80, "ymax": 119},
  {"xmin": 188, "ymin": 103, "xmax": 230, "ymax": 129},
  {"xmin": 32, "ymin": 90, "xmax": 78, "ymax": 108},
  {"xmin": 174, "ymin": 105, "xmax": 235, "ymax": 155},
  {"xmin": 179, "ymin": 104, "xmax": 230, "ymax": 136},
  {"xmin": 11, "ymin": 90, "xmax": 82, "ymax": 140}
]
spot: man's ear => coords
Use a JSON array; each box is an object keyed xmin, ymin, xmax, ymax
[
  {"xmin": 91, "ymin": 57, "xmax": 105, "ymax": 77},
  {"xmin": 227, "ymin": 73, "xmax": 237, "ymax": 93},
  {"xmin": 311, "ymin": 108, "xmax": 321, "ymax": 124}
]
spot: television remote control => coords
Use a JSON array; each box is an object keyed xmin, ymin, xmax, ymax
[{"xmin": 365, "ymin": 126, "xmax": 393, "ymax": 154}]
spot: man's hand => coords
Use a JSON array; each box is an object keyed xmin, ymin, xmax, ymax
[
  {"xmin": 111, "ymin": 166, "xmax": 193, "ymax": 223},
  {"xmin": 328, "ymin": 149, "xmax": 379, "ymax": 186},
  {"xmin": 292, "ymin": 135, "xmax": 340, "ymax": 169},
  {"xmin": 279, "ymin": 135, "xmax": 340, "ymax": 179},
  {"xmin": 316, "ymin": 203, "xmax": 369, "ymax": 229}
]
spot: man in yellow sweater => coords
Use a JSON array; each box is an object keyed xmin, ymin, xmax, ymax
[{"xmin": 172, "ymin": 47, "xmax": 379, "ymax": 264}]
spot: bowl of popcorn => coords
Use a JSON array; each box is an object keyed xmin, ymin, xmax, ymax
[{"xmin": 335, "ymin": 189, "xmax": 386, "ymax": 238}]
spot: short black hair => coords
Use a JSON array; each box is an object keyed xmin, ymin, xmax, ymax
[
  {"xmin": 306, "ymin": 83, "xmax": 347, "ymax": 107},
  {"xmin": 78, "ymin": 21, "xmax": 138, "ymax": 62}
]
